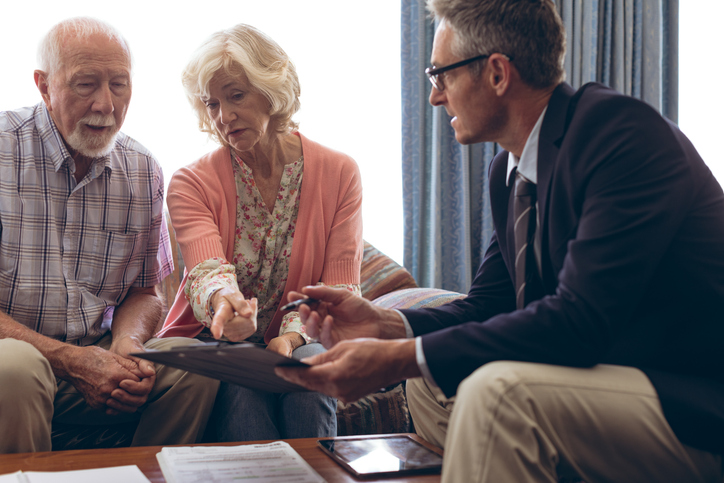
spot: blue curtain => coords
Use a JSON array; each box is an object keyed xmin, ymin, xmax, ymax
[
  {"xmin": 401, "ymin": 0, "xmax": 678, "ymax": 292},
  {"xmin": 561, "ymin": 0, "xmax": 678, "ymax": 120},
  {"xmin": 401, "ymin": 0, "xmax": 497, "ymax": 293}
]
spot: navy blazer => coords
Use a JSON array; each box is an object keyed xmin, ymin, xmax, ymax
[{"xmin": 402, "ymin": 82, "xmax": 724, "ymax": 453}]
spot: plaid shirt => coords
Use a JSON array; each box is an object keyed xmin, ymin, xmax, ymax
[{"xmin": 0, "ymin": 104, "xmax": 173, "ymax": 345}]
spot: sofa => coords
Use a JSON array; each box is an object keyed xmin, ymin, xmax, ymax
[{"xmin": 50, "ymin": 217, "xmax": 466, "ymax": 450}]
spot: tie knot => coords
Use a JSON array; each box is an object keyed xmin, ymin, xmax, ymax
[{"xmin": 515, "ymin": 172, "xmax": 536, "ymax": 198}]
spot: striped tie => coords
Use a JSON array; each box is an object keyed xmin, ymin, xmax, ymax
[{"xmin": 513, "ymin": 172, "xmax": 537, "ymax": 310}]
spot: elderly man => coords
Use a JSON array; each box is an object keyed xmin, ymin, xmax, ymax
[
  {"xmin": 0, "ymin": 17, "xmax": 218, "ymax": 453},
  {"xmin": 278, "ymin": 0, "xmax": 724, "ymax": 481}
]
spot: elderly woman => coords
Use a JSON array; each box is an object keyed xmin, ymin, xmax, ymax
[{"xmin": 156, "ymin": 24, "xmax": 363, "ymax": 442}]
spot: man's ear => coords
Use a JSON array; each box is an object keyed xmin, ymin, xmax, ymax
[
  {"xmin": 487, "ymin": 54, "xmax": 512, "ymax": 97},
  {"xmin": 34, "ymin": 70, "xmax": 53, "ymax": 111}
]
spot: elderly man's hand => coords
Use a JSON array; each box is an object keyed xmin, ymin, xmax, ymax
[
  {"xmin": 210, "ymin": 287, "xmax": 258, "ymax": 341},
  {"xmin": 63, "ymin": 344, "xmax": 154, "ymax": 415},
  {"xmin": 286, "ymin": 286, "xmax": 407, "ymax": 349},
  {"xmin": 275, "ymin": 338, "xmax": 420, "ymax": 403},
  {"xmin": 107, "ymin": 335, "xmax": 156, "ymax": 415}
]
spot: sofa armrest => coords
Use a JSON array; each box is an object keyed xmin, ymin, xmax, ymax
[{"xmin": 360, "ymin": 242, "xmax": 417, "ymax": 300}]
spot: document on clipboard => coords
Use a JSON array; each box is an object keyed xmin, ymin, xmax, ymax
[{"xmin": 131, "ymin": 342, "xmax": 309, "ymax": 393}]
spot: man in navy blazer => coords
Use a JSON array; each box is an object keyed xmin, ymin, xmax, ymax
[{"xmin": 278, "ymin": 0, "xmax": 724, "ymax": 481}]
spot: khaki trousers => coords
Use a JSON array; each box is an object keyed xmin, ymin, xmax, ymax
[
  {"xmin": 407, "ymin": 361, "xmax": 723, "ymax": 483},
  {"xmin": 0, "ymin": 336, "xmax": 219, "ymax": 453}
]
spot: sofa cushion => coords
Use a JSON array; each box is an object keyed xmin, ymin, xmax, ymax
[
  {"xmin": 336, "ymin": 383, "xmax": 411, "ymax": 436},
  {"xmin": 360, "ymin": 242, "xmax": 417, "ymax": 301},
  {"xmin": 372, "ymin": 287, "xmax": 466, "ymax": 310}
]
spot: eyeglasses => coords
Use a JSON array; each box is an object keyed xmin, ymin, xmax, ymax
[{"xmin": 425, "ymin": 53, "xmax": 512, "ymax": 91}]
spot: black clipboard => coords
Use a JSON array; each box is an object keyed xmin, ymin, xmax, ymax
[{"xmin": 132, "ymin": 342, "xmax": 308, "ymax": 393}]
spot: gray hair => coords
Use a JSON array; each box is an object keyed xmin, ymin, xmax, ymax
[
  {"xmin": 37, "ymin": 17, "xmax": 133, "ymax": 78},
  {"xmin": 427, "ymin": 0, "xmax": 566, "ymax": 88},
  {"xmin": 182, "ymin": 23, "xmax": 301, "ymax": 144}
]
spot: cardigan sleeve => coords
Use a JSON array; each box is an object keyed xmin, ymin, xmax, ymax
[
  {"xmin": 166, "ymin": 150, "xmax": 235, "ymax": 271},
  {"xmin": 319, "ymin": 157, "xmax": 364, "ymax": 285}
]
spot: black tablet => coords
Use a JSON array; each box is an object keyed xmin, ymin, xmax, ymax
[{"xmin": 317, "ymin": 435, "xmax": 443, "ymax": 478}]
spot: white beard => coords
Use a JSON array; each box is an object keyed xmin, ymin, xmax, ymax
[{"xmin": 65, "ymin": 114, "xmax": 119, "ymax": 158}]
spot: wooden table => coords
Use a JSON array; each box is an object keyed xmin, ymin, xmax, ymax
[{"xmin": 0, "ymin": 434, "xmax": 442, "ymax": 482}]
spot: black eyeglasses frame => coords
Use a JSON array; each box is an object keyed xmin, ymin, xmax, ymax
[{"xmin": 425, "ymin": 53, "xmax": 513, "ymax": 91}]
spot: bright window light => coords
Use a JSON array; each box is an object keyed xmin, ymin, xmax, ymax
[
  {"xmin": 0, "ymin": 0, "xmax": 403, "ymax": 264},
  {"xmin": 679, "ymin": 1, "xmax": 724, "ymax": 183}
]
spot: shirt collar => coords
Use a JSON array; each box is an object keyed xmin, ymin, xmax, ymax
[
  {"xmin": 506, "ymin": 107, "xmax": 547, "ymax": 186},
  {"xmin": 34, "ymin": 103, "xmax": 114, "ymax": 177},
  {"xmin": 35, "ymin": 103, "xmax": 73, "ymax": 173}
]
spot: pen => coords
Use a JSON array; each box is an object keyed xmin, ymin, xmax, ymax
[{"xmin": 280, "ymin": 298, "xmax": 320, "ymax": 311}]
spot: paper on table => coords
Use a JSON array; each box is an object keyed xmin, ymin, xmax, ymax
[
  {"xmin": 132, "ymin": 342, "xmax": 309, "ymax": 393},
  {"xmin": 0, "ymin": 472, "xmax": 21, "ymax": 483},
  {"xmin": 0, "ymin": 465, "xmax": 150, "ymax": 483},
  {"xmin": 157, "ymin": 441, "xmax": 325, "ymax": 483}
]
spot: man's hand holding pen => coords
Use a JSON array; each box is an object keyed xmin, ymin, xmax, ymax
[{"xmin": 275, "ymin": 286, "xmax": 421, "ymax": 402}]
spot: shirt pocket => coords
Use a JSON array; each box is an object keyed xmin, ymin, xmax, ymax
[{"xmin": 78, "ymin": 229, "xmax": 145, "ymax": 304}]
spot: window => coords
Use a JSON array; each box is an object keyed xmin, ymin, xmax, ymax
[
  {"xmin": 0, "ymin": 1, "xmax": 403, "ymax": 263},
  {"xmin": 678, "ymin": 2, "xmax": 724, "ymax": 182}
]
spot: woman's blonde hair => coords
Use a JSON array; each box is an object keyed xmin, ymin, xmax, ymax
[{"xmin": 182, "ymin": 24, "xmax": 301, "ymax": 145}]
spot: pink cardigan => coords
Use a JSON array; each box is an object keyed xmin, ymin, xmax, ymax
[{"xmin": 157, "ymin": 133, "xmax": 363, "ymax": 343}]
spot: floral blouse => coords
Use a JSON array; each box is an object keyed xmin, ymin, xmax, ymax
[{"xmin": 185, "ymin": 150, "xmax": 360, "ymax": 343}]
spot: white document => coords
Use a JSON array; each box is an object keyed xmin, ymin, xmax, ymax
[
  {"xmin": 0, "ymin": 472, "xmax": 21, "ymax": 483},
  {"xmin": 0, "ymin": 465, "xmax": 150, "ymax": 483},
  {"xmin": 157, "ymin": 441, "xmax": 326, "ymax": 483}
]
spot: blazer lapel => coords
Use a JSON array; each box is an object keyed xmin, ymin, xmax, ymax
[{"xmin": 537, "ymin": 82, "xmax": 576, "ymax": 291}]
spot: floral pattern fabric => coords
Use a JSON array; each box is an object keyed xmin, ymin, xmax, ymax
[{"xmin": 185, "ymin": 150, "xmax": 359, "ymax": 343}]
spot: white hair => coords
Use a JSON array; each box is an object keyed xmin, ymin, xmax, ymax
[
  {"xmin": 182, "ymin": 23, "xmax": 301, "ymax": 144},
  {"xmin": 37, "ymin": 17, "xmax": 133, "ymax": 78}
]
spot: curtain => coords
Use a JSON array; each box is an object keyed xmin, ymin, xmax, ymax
[
  {"xmin": 401, "ymin": 0, "xmax": 678, "ymax": 293},
  {"xmin": 401, "ymin": 0, "xmax": 497, "ymax": 293},
  {"xmin": 560, "ymin": 0, "xmax": 678, "ymax": 121}
]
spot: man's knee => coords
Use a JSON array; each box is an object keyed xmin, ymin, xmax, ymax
[
  {"xmin": 0, "ymin": 339, "xmax": 56, "ymax": 404},
  {"xmin": 143, "ymin": 336, "xmax": 205, "ymax": 351},
  {"xmin": 0, "ymin": 339, "xmax": 56, "ymax": 452},
  {"xmin": 457, "ymin": 360, "xmax": 534, "ymax": 406}
]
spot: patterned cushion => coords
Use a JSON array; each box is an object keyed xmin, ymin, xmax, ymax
[
  {"xmin": 336, "ymin": 383, "xmax": 411, "ymax": 436},
  {"xmin": 360, "ymin": 242, "xmax": 418, "ymax": 300},
  {"xmin": 372, "ymin": 287, "xmax": 466, "ymax": 309}
]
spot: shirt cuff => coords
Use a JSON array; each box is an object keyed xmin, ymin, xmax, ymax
[
  {"xmin": 394, "ymin": 310, "xmax": 439, "ymax": 388},
  {"xmin": 279, "ymin": 312, "xmax": 312, "ymax": 343}
]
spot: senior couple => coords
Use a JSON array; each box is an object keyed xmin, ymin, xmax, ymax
[
  {"xmin": 0, "ymin": 17, "xmax": 358, "ymax": 451},
  {"xmin": 4, "ymin": 2, "xmax": 724, "ymax": 482}
]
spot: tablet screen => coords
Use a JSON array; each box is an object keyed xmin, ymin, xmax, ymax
[{"xmin": 318, "ymin": 435, "xmax": 443, "ymax": 477}]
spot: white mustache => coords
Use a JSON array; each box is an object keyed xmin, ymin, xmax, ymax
[{"xmin": 79, "ymin": 115, "xmax": 115, "ymax": 128}]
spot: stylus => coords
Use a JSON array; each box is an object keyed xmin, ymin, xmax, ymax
[{"xmin": 281, "ymin": 298, "xmax": 320, "ymax": 311}]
